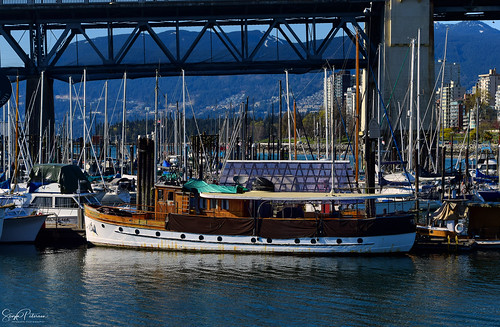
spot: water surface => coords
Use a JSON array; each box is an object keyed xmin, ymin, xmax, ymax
[{"xmin": 1, "ymin": 246, "xmax": 499, "ymax": 326}]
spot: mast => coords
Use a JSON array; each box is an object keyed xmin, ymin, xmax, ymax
[
  {"xmin": 416, "ymin": 29, "xmax": 421, "ymax": 192},
  {"xmin": 182, "ymin": 69, "xmax": 187, "ymax": 181},
  {"xmin": 154, "ymin": 70, "xmax": 159, "ymax": 182},
  {"xmin": 355, "ymin": 31, "xmax": 360, "ymax": 184},
  {"xmin": 2, "ymin": 103, "xmax": 4, "ymax": 174},
  {"xmin": 38, "ymin": 71, "xmax": 44, "ymax": 164},
  {"xmin": 286, "ymin": 70, "xmax": 291, "ymax": 158},
  {"xmin": 83, "ymin": 69, "xmax": 87, "ymax": 170},
  {"xmin": 377, "ymin": 44, "xmax": 382, "ymax": 186},
  {"xmin": 293, "ymin": 100, "xmax": 297, "ymax": 160},
  {"xmin": 7, "ymin": 100, "xmax": 10, "ymax": 180},
  {"xmin": 69, "ymin": 76, "xmax": 73, "ymax": 164},
  {"xmin": 13, "ymin": 77, "xmax": 19, "ymax": 185},
  {"xmin": 174, "ymin": 101, "xmax": 178, "ymax": 156},
  {"xmin": 103, "ymin": 80, "xmax": 108, "ymax": 169},
  {"xmin": 436, "ymin": 27, "xmax": 448, "ymax": 172},
  {"xmin": 475, "ymin": 97, "xmax": 479, "ymax": 173},
  {"xmin": 121, "ymin": 71, "xmax": 127, "ymax": 176},
  {"xmin": 324, "ymin": 67, "xmax": 329, "ymax": 159},
  {"xmin": 408, "ymin": 38, "xmax": 415, "ymax": 171},
  {"xmin": 278, "ymin": 80, "xmax": 282, "ymax": 160}
]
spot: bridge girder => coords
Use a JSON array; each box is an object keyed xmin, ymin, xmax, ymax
[{"xmin": 0, "ymin": 1, "xmax": 379, "ymax": 81}]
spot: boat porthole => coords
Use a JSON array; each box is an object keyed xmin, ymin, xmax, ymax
[
  {"xmin": 294, "ymin": 238, "xmax": 300, "ymax": 244},
  {"xmin": 357, "ymin": 238, "xmax": 363, "ymax": 244},
  {"xmin": 156, "ymin": 232, "xmax": 161, "ymax": 237},
  {"xmin": 217, "ymin": 236, "xmax": 222, "ymax": 242},
  {"xmin": 267, "ymin": 238, "xmax": 272, "ymax": 243},
  {"xmin": 180, "ymin": 234, "xmax": 186, "ymax": 239},
  {"xmin": 118, "ymin": 227, "xmax": 123, "ymax": 232},
  {"xmin": 251, "ymin": 238, "xmax": 256, "ymax": 243},
  {"xmin": 199, "ymin": 235, "xmax": 204, "ymax": 240},
  {"xmin": 310, "ymin": 239, "xmax": 316, "ymax": 244},
  {"xmin": 336, "ymin": 239, "xmax": 342, "ymax": 244},
  {"xmin": 101, "ymin": 224, "xmax": 105, "ymax": 228},
  {"xmin": 135, "ymin": 229, "xmax": 140, "ymax": 235}
]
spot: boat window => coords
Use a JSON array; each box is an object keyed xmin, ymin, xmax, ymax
[
  {"xmin": 55, "ymin": 197, "xmax": 79, "ymax": 208},
  {"xmin": 199, "ymin": 198, "xmax": 207, "ymax": 209},
  {"xmin": 210, "ymin": 199, "xmax": 217, "ymax": 209},
  {"xmin": 158, "ymin": 189, "xmax": 164, "ymax": 200},
  {"xmin": 168, "ymin": 192, "xmax": 174, "ymax": 201},
  {"xmin": 221, "ymin": 199, "xmax": 229, "ymax": 210},
  {"xmin": 81, "ymin": 195, "xmax": 100, "ymax": 205},
  {"xmin": 31, "ymin": 196, "xmax": 52, "ymax": 208}
]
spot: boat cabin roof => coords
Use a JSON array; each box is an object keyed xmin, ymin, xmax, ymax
[{"xmin": 198, "ymin": 190, "xmax": 413, "ymax": 201}]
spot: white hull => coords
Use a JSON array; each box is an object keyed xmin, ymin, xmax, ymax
[
  {"xmin": 0, "ymin": 214, "xmax": 47, "ymax": 243},
  {"xmin": 0, "ymin": 211, "xmax": 4, "ymax": 239},
  {"xmin": 85, "ymin": 215, "xmax": 415, "ymax": 254}
]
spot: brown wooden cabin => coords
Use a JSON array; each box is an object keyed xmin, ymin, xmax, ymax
[{"xmin": 155, "ymin": 184, "xmax": 249, "ymax": 220}]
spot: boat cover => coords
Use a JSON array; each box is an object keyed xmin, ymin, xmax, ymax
[
  {"xmin": 28, "ymin": 164, "xmax": 92, "ymax": 194},
  {"xmin": 431, "ymin": 201, "xmax": 469, "ymax": 221},
  {"xmin": 183, "ymin": 179, "xmax": 246, "ymax": 194}
]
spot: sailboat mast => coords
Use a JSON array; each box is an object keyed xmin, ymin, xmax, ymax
[
  {"xmin": 286, "ymin": 70, "xmax": 291, "ymax": 158},
  {"xmin": 355, "ymin": 31, "xmax": 360, "ymax": 184},
  {"xmin": 7, "ymin": 100, "xmax": 10, "ymax": 180},
  {"xmin": 38, "ymin": 71, "xmax": 44, "ymax": 164},
  {"xmin": 377, "ymin": 44, "xmax": 382, "ymax": 185},
  {"xmin": 69, "ymin": 76, "xmax": 73, "ymax": 164},
  {"xmin": 324, "ymin": 67, "xmax": 329, "ymax": 159},
  {"xmin": 103, "ymin": 80, "xmax": 108, "ymax": 169},
  {"xmin": 154, "ymin": 70, "xmax": 159, "ymax": 182},
  {"xmin": 2, "ymin": 103, "xmax": 4, "ymax": 174},
  {"xmin": 436, "ymin": 28, "xmax": 448, "ymax": 171},
  {"xmin": 83, "ymin": 69, "xmax": 87, "ymax": 170},
  {"xmin": 278, "ymin": 80, "xmax": 282, "ymax": 160},
  {"xmin": 293, "ymin": 101, "xmax": 297, "ymax": 160},
  {"xmin": 182, "ymin": 69, "xmax": 187, "ymax": 181},
  {"xmin": 121, "ymin": 71, "xmax": 127, "ymax": 176},
  {"xmin": 416, "ymin": 29, "xmax": 421, "ymax": 171},
  {"xmin": 174, "ymin": 101, "xmax": 178, "ymax": 156},
  {"xmin": 408, "ymin": 38, "xmax": 415, "ymax": 171},
  {"xmin": 13, "ymin": 77, "xmax": 19, "ymax": 184}
]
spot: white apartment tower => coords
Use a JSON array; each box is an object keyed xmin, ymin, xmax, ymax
[{"xmin": 477, "ymin": 68, "xmax": 500, "ymax": 108}]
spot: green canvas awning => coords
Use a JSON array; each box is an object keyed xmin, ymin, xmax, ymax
[{"xmin": 183, "ymin": 179, "xmax": 245, "ymax": 194}]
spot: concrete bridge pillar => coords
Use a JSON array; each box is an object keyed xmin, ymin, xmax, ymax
[
  {"xmin": 26, "ymin": 74, "xmax": 55, "ymax": 164},
  {"xmin": 382, "ymin": 0, "xmax": 434, "ymax": 132}
]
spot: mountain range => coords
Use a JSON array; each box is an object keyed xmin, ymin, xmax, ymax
[{"xmin": 51, "ymin": 21, "xmax": 500, "ymax": 125}]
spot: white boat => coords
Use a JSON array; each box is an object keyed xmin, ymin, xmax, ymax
[
  {"xmin": 0, "ymin": 206, "xmax": 48, "ymax": 243},
  {"xmin": 0, "ymin": 204, "xmax": 5, "ymax": 239},
  {"xmin": 0, "ymin": 164, "xmax": 101, "ymax": 228},
  {"xmin": 85, "ymin": 180, "xmax": 416, "ymax": 254}
]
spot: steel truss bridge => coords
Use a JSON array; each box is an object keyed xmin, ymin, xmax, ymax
[{"xmin": 0, "ymin": 0, "xmax": 498, "ymax": 81}]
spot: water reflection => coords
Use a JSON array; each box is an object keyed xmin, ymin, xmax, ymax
[{"xmin": 1, "ymin": 246, "xmax": 499, "ymax": 327}]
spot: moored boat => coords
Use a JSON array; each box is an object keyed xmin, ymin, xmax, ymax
[
  {"xmin": 416, "ymin": 199, "xmax": 500, "ymax": 250},
  {"xmin": 0, "ymin": 206, "xmax": 48, "ymax": 243},
  {"xmin": 84, "ymin": 180, "xmax": 416, "ymax": 254}
]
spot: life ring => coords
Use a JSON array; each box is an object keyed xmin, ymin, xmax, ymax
[{"xmin": 454, "ymin": 222, "xmax": 465, "ymax": 234}]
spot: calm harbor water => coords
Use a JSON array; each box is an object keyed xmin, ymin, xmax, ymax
[{"xmin": 1, "ymin": 245, "xmax": 499, "ymax": 326}]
